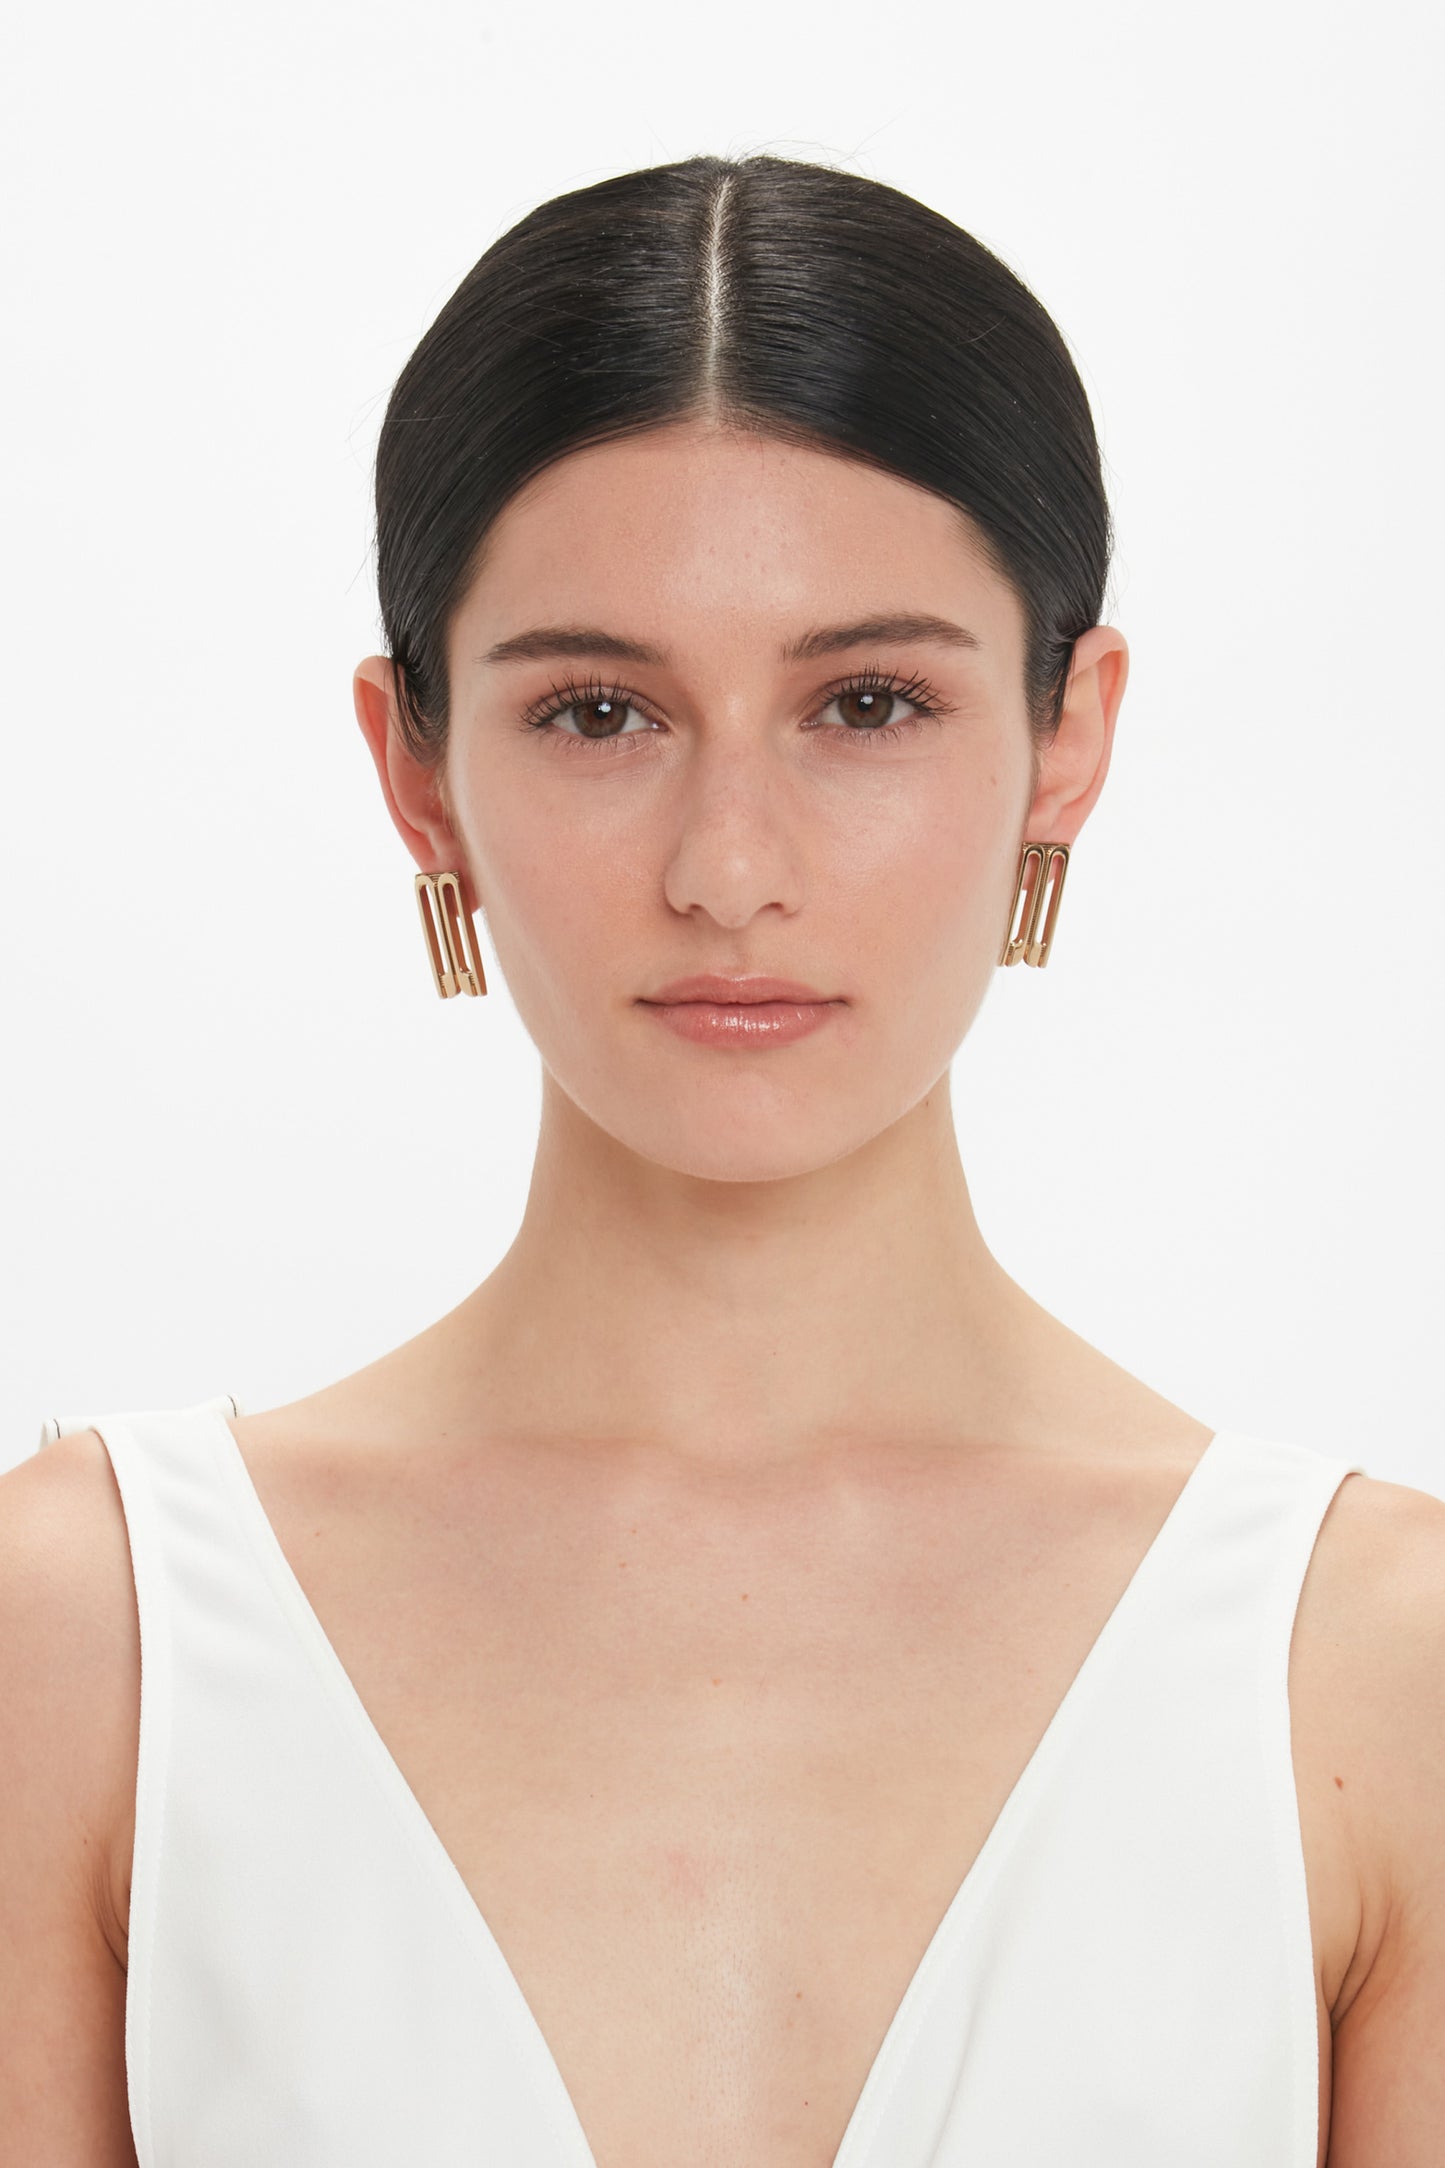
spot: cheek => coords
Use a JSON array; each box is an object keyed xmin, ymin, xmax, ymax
[
  {"xmin": 818, "ymin": 768, "xmax": 1013, "ymax": 979},
  {"xmin": 470, "ymin": 797, "xmax": 636, "ymax": 1001}
]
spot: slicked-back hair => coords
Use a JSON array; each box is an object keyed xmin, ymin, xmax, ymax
[{"xmin": 373, "ymin": 154, "xmax": 1113, "ymax": 768}]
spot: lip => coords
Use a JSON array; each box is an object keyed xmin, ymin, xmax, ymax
[{"xmin": 641, "ymin": 974, "xmax": 837, "ymax": 1005}]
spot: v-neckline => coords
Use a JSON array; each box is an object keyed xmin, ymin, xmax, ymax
[{"xmin": 206, "ymin": 1405, "xmax": 1227, "ymax": 2168}]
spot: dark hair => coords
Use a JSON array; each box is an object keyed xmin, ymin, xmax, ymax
[{"xmin": 373, "ymin": 153, "xmax": 1113, "ymax": 776}]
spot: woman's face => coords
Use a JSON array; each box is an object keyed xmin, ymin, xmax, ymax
[{"xmin": 363, "ymin": 417, "xmax": 1123, "ymax": 1183}]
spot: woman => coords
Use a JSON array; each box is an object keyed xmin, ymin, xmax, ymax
[{"xmin": 5, "ymin": 152, "xmax": 1442, "ymax": 2167}]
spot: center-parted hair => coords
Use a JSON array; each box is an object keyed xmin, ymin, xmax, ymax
[{"xmin": 374, "ymin": 153, "xmax": 1113, "ymax": 767}]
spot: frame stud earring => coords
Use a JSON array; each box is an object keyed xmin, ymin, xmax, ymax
[
  {"xmin": 415, "ymin": 870, "xmax": 487, "ymax": 998},
  {"xmin": 999, "ymin": 841, "xmax": 1070, "ymax": 968}
]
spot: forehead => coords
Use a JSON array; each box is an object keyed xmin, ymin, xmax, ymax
[{"xmin": 450, "ymin": 420, "xmax": 1024, "ymax": 664}]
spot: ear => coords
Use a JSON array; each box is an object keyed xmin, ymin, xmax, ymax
[
  {"xmin": 353, "ymin": 657, "xmax": 480, "ymax": 913},
  {"xmin": 1021, "ymin": 624, "xmax": 1129, "ymax": 845}
]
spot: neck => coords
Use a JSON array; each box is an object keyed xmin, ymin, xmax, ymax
[{"xmin": 427, "ymin": 1073, "xmax": 1064, "ymax": 1474}]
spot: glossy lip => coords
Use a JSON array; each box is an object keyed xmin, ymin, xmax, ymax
[{"xmin": 641, "ymin": 973, "xmax": 838, "ymax": 1005}]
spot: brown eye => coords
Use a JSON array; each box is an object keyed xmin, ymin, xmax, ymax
[
  {"xmin": 572, "ymin": 699, "xmax": 628, "ymax": 737},
  {"xmin": 809, "ymin": 670, "xmax": 942, "ymax": 743},
  {"xmin": 835, "ymin": 687, "xmax": 901, "ymax": 730}
]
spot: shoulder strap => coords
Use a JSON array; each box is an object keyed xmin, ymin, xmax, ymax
[
  {"xmin": 36, "ymin": 1391, "xmax": 246, "ymax": 1451},
  {"xmin": 29, "ymin": 1394, "xmax": 250, "ymax": 2158}
]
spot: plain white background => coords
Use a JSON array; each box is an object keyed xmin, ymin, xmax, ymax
[{"xmin": 2, "ymin": 0, "xmax": 1440, "ymax": 1486}]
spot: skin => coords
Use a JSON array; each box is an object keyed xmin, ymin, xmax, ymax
[
  {"xmin": 3, "ymin": 413, "xmax": 1442, "ymax": 2167},
  {"xmin": 350, "ymin": 415, "xmax": 1436, "ymax": 2161},
  {"xmin": 354, "ymin": 415, "xmax": 1131, "ymax": 1466}
]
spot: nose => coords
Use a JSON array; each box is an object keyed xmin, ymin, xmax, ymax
[{"xmin": 657, "ymin": 727, "xmax": 810, "ymax": 928}]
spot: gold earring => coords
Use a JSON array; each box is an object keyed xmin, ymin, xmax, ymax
[
  {"xmin": 415, "ymin": 870, "xmax": 487, "ymax": 998},
  {"xmin": 999, "ymin": 842, "xmax": 1070, "ymax": 968}
]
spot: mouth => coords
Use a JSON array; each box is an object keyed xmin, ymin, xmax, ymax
[
  {"xmin": 640, "ymin": 975, "xmax": 839, "ymax": 1006},
  {"xmin": 637, "ymin": 978, "xmax": 843, "ymax": 1048}
]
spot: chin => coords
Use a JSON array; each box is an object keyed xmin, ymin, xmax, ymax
[{"xmin": 585, "ymin": 1089, "xmax": 926, "ymax": 1186}]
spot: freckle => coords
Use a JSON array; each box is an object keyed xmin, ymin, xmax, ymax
[
  {"xmin": 1334, "ymin": 1774, "xmax": 1344, "ymax": 1789},
  {"xmin": 711, "ymin": 1676, "xmax": 722, "ymax": 1685},
  {"xmin": 796, "ymin": 1989, "xmax": 803, "ymax": 1999},
  {"xmin": 741, "ymin": 1592, "xmax": 749, "ymax": 1600},
  {"xmin": 618, "ymin": 1560, "xmax": 628, "ymax": 1568}
]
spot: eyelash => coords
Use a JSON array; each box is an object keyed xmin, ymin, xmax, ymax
[{"xmin": 516, "ymin": 664, "xmax": 949, "ymax": 755}]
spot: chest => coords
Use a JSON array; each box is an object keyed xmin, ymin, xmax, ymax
[{"xmin": 114, "ymin": 1439, "xmax": 1355, "ymax": 2167}]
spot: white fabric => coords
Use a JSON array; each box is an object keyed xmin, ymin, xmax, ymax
[{"xmin": 36, "ymin": 1397, "xmax": 1365, "ymax": 2167}]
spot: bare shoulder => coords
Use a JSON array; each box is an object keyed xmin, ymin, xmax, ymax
[
  {"xmin": 1297, "ymin": 1466, "xmax": 1445, "ymax": 1789},
  {"xmin": 1290, "ymin": 1465, "xmax": 1445, "ymax": 2163},
  {"xmin": 0, "ymin": 1428, "xmax": 140, "ymax": 2162},
  {"xmin": 0, "ymin": 1427, "xmax": 141, "ymax": 1950},
  {"xmin": 0, "ymin": 1425, "xmax": 142, "ymax": 1801}
]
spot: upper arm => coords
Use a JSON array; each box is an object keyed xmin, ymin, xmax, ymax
[
  {"xmin": 0, "ymin": 1428, "xmax": 141, "ymax": 2166},
  {"xmin": 1323, "ymin": 1475, "xmax": 1445, "ymax": 2165}
]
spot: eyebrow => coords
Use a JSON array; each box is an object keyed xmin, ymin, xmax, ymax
[{"xmin": 478, "ymin": 612, "xmax": 982, "ymax": 669}]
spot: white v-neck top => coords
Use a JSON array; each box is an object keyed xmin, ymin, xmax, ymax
[{"xmin": 36, "ymin": 1396, "xmax": 1366, "ymax": 2168}]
